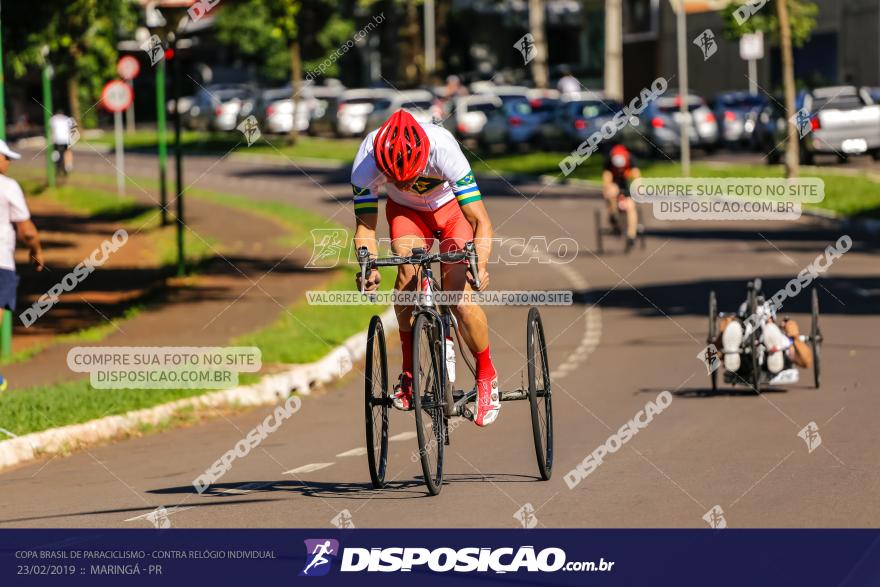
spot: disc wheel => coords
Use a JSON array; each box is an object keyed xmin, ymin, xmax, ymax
[
  {"xmin": 411, "ymin": 313, "xmax": 446, "ymax": 495},
  {"xmin": 364, "ymin": 316, "xmax": 389, "ymax": 488},
  {"xmin": 708, "ymin": 290, "xmax": 718, "ymax": 392},
  {"xmin": 811, "ymin": 287, "xmax": 822, "ymax": 388},
  {"xmin": 527, "ymin": 307, "xmax": 553, "ymax": 480}
]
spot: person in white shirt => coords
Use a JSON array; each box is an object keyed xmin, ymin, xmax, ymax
[
  {"xmin": 49, "ymin": 109, "xmax": 75, "ymax": 174},
  {"xmin": 0, "ymin": 140, "xmax": 44, "ymax": 390},
  {"xmin": 556, "ymin": 66, "xmax": 581, "ymax": 96}
]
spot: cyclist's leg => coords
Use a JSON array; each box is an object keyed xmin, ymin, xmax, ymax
[
  {"xmin": 435, "ymin": 202, "xmax": 499, "ymax": 425},
  {"xmin": 719, "ymin": 315, "xmax": 743, "ymax": 372},
  {"xmin": 386, "ymin": 200, "xmax": 433, "ymax": 375},
  {"xmin": 623, "ymin": 196, "xmax": 638, "ymax": 240},
  {"xmin": 602, "ymin": 181, "xmax": 620, "ymax": 218}
]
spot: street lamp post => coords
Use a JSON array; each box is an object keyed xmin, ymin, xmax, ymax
[{"xmin": 674, "ymin": 0, "xmax": 691, "ymax": 177}]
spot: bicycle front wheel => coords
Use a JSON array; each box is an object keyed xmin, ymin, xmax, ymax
[
  {"xmin": 411, "ymin": 312, "xmax": 446, "ymax": 496},
  {"xmin": 365, "ymin": 316, "xmax": 389, "ymax": 488}
]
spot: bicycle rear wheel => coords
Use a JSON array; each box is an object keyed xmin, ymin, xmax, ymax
[
  {"xmin": 527, "ymin": 308, "xmax": 553, "ymax": 480},
  {"xmin": 365, "ymin": 316, "xmax": 389, "ymax": 488},
  {"xmin": 708, "ymin": 290, "xmax": 718, "ymax": 392},
  {"xmin": 411, "ymin": 312, "xmax": 446, "ymax": 495}
]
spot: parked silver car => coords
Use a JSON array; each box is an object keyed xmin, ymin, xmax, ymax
[
  {"xmin": 310, "ymin": 89, "xmax": 393, "ymax": 137},
  {"xmin": 365, "ymin": 89, "xmax": 436, "ymax": 133},
  {"xmin": 622, "ymin": 92, "xmax": 719, "ymax": 158},
  {"xmin": 186, "ymin": 84, "xmax": 255, "ymax": 132},
  {"xmin": 442, "ymin": 94, "xmax": 502, "ymax": 140},
  {"xmin": 255, "ymin": 86, "xmax": 310, "ymax": 134}
]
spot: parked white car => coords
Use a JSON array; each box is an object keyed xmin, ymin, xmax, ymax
[
  {"xmin": 800, "ymin": 86, "xmax": 880, "ymax": 161},
  {"xmin": 442, "ymin": 94, "xmax": 502, "ymax": 139},
  {"xmin": 365, "ymin": 89, "xmax": 436, "ymax": 133}
]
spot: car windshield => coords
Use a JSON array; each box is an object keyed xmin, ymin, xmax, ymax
[
  {"xmin": 214, "ymin": 89, "xmax": 248, "ymax": 102},
  {"xmin": 719, "ymin": 95, "xmax": 764, "ymax": 108},
  {"xmin": 812, "ymin": 93, "xmax": 866, "ymax": 111},
  {"xmin": 658, "ymin": 98, "xmax": 703, "ymax": 113},
  {"xmin": 342, "ymin": 97, "xmax": 379, "ymax": 106},
  {"xmin": 466, "ymin": 102, "xmax": 498, "ymax": 113},
  {"xmin": 506, "ymin": 99, "xmax": 533, "ymax": 115},
  {"xmin": 401, "ymin": 100, "xmax": 433, "ymax": 110},
  {"xmin": 570, "ymin": 100, "xmax": 618, "ymax": 118}
]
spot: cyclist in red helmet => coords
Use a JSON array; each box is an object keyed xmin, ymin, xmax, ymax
[
  {"xmin": 351, "ymin": 110, "xmax": 500, "ymax": 427},
  {"xmin": 602, "ymin": 143, "xmax": 641, "ymax": 252}
]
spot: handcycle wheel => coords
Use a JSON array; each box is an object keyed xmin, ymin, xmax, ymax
[
  {"xmin": 411, "ymin": 312, "xmax": 446, "ymax": 496},
  {"xmin": 527, "ymin": 307, "xmax": 553, "ymax": 480},
  {"xmin": 594, "ymin": 209, "xmax": 604, "ymax": 255},
  {"xmin": 811, "ymin": 287, "xmax": 822, "ymax": 389},
  {"xmin": 708, "ymin": 290, "xmax": 718, "ymax": 392},
  {"xmin": 746, "ymin": 282, "xmax": 761, "ymax": 393},
  {"xmin": 364, "ymin": 316, "xmax": 389, "ymax": 488}
]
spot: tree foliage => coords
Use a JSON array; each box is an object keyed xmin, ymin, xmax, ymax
[
  {"xmin": 4, "ymin": 0, "xmax": 135, "ymax": 126},
  {"xmin": 720, "ymin": 0, "xmax": 818, "ymax": 47}
]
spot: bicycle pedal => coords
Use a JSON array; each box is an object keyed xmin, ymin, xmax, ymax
[{"xmin": 461, "ymin": 407, "xmax": 474, "ymax": 421}]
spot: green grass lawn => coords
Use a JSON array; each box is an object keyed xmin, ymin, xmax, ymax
[{"xmin": 85, "ymin": 129, "xmax": 361, "ymax": 163}]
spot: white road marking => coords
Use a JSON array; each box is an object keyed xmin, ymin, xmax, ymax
[
  {"xmin": 214, "ymin": 481, "xmax": 276, "ymax": 495},
  {"xmin": 124, "ymin": 506, "xmax": 194, "ymax": 522},
  {"xmin": 336, "ymin": 447, "xmax": 368, "ymax": 457},
  {"xmin": 388, "ymin": 431, "xmax": 417, "ymax": 442},
  {"xmin": 283, "ymin": 462, "xmax": 335, "ymax": 475}
]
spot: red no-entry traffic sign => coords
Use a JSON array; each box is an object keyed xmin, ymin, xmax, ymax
[
  {"xmin": 101, "ymin": 80, "xmax": 134, "ymax": 113},
  {"xmin": 117, "ymin": 55, "xmax": 141, "ymax": 81}
]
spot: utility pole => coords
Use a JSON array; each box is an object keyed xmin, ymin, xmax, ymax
[
  {"xmin": 674, "ymin": 0, "xmax": 691, "ymax": 177},
  {"xmin": 528, "ymin": 0, "xmax": 549, "ymax": 89},
  {"xmin": 604, "ymin": 0, "xmax": 623, "ymax": 101},
  {"xmin": 41, "ymin": 57, "xmax": 55, "ymax": 188},
  {"xmin": 424, "ymin": 0, "xmax": 436, "ymax": 76},
  {"xmin": 170, "ymin": 36, "xmax": 185, "ymax": 277},
  {"xmin": 156, "ymin": 55, "xmax": 169, "ymax": 225}
]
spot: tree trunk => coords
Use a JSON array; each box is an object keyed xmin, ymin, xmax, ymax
[
  {"xmin": 528, "ymin": 0, "xmax": 549, "ymax": 89},
  {"xmin": 289, "ymin": 39, "xmax": 303, "ymax": 146},
  {"xmin": 777, "ymin": 0, "xmax": 799, "ymax": 178},
  {"xmin": 67, "ymin": 74, "xmax": 82, "ymax": 125},
  {"xmin": 604, "ymin": 0, "xmax": 624, "ymax": 101},
  {"xmin": 405, "ymin": 2, "xmax": 424, "ymax": 83}
]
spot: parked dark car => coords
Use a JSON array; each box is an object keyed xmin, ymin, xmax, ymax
[
  {"xmin": 537, "ymin": 94, "xmax": 622, "ymax": 151},
  {"xmin": 711, "ymin": 91, "xmax": 766, "ymax": 147},
  {"xmin": 479, "ymin": 97, "xmax": 544, "ymax": 151},
  {"xmin": 622, "ymin": 93, "xmax": 719, "ymax": 158}
]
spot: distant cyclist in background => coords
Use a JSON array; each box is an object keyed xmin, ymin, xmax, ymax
[
  {"xmin": 351, "ymin": 110, "xmax": 501, "ymax": 427},
  {"xmin": 49, "ymin": 109, "xmax": 75, "ymax": 175},
  {"xmin": 601, "ymin": 143, "xmax": 641, "ymax": 252}
]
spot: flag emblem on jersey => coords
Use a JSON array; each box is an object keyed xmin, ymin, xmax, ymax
[
  {"xmin": 410, "ymin": 175, "xmax": 444, "ymax": 195},
  {"xmin": 455, "ymin": 172, "xmax": 475, "ymax": 187}
]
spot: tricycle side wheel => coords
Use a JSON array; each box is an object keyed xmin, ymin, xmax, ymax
[
  {"xmin": 811, "ymin": 287, "xmax": 821, "ymax": 389},
  {"xmin": 412, "ymin": 312, "xmax": 446, "ymax": 496},
  {"xmin": 708, "ymin": 290, "xmax": 718, "ymax": 392},
  {"xmin": 365, "ymin": 316, "xmax": 389, "ymax": 488},
  {"xmin": 527, "ymin": 307, "xmax": 553, "ymax": 480}
]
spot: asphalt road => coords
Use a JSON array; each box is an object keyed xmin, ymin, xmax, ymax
[{"xmin": 1, "ymin": 148, "xmax": 878, "ymax": 528}]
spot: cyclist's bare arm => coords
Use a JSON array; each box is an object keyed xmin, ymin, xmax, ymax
[
  {"xmin": 354, "ymin": 213, "xmax": 381, "ymax": 291},
  {"xmin": 460, "ymin": 199, "xmax": 492, "ymax": 291}
]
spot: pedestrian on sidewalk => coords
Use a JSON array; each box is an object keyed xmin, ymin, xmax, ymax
[{"xmin": 0, "ymin": 140, "xmax": 44, "ymax": 390}]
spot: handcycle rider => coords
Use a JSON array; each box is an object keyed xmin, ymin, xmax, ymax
[
  {"xmin": 351, "ymin": 109, "xmax": 501, "ymax": 427},
  {"xmin": 716, "ymin": 298, "xmax": 813, "ymax": 380},
  {"xmin": 601, "ymin": 143, "xmax": 640, "ymax": 252}
]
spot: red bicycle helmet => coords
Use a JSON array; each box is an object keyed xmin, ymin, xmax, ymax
[
  {"xmin": 609, "ymin": 144, "xmax": 632, "ymax": 171},
  {"xmin": 373, "ymin": 109, "xmax": 430, "ymax": 183}
]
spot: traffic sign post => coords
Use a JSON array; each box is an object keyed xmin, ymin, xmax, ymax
[
  {"xmin": 117, "ymin": 56, "xmax": 141, "ymax": 133},
  {"xmin": 740, "ymin": 32, "xmax": 764, "ymax": 96},
  {"xmin": 101, "ymin": 80, "xmax": 134, "ymax": 198}
]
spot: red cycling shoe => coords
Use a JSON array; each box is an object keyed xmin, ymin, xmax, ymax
[
  {"xmin": 473, "ymin": 372, "xmax": 500, "ymax": 427},
  {"xmin": 392, "ymin": 372, "xmax": 414, "ymax": 410}
]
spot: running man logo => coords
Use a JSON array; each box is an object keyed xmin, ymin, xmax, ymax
[
  {"xmin": 300, "ymin": 539, "xmax": 340, "ymax": 577},
  {"xmin": 702, "ymin": 505, "xmax": 727, "ymax": 529},
  {"xmin": 515, "ymin": 33, "xmax": 537, "ymax": 65},
  {"xmin": 513, "ymin": 503, "xmax": 538, "ymax": 528},
  {"xmin": 693, "ymin": 29, "xmax": 718, "ymax": 61},
  {"xmin": 797, "ymin": 421, "xmax": 822, "ymax": 453},
  {"xmin": 697, "ymin": 344, "xmax": 721, "ymax": 374}
]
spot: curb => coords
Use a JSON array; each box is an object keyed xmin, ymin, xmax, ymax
[{"xmin": 0, "ymin": 307, "xmax": 396, "ymax": 472}]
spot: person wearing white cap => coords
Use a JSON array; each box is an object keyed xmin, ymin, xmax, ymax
[
  {"xmin": 0, "ymin": 140, "xmax": 44, "ymax": 390},
  {"xmin": 49, "ymin": 109, "xmax": 75, "ymax": 175}
]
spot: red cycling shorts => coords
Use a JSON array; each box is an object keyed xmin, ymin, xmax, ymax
[{"xmin": 386, "ymin": 198, "xmax": 474, "ymax": 253}]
